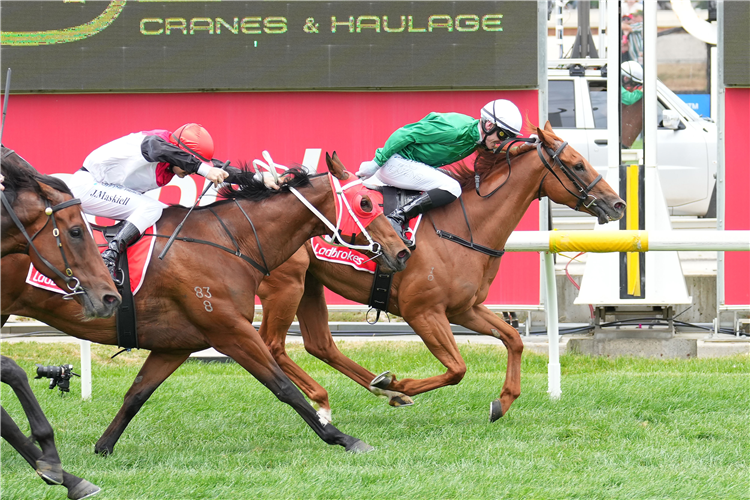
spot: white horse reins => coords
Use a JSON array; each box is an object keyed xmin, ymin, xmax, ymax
[{"xmin": 252, "ymin": 151, "xmax": 382, "ymax": 257}]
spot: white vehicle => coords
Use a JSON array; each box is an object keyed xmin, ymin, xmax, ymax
[{"xmin": 548, "ymin": 66, "xmax": 717, "ymax": 217}]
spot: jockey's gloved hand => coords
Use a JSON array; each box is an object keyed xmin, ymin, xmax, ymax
[
  {"xmin": 257, "ymin": 171, "xmax": 281, "ymax": 190},
  {"xmin": 206, "ymin": 166, "xmax": 230, "ymax": 186},
  {"xmin": 356, "ymin": 160, "xmax": 381, "ymax": 180}
]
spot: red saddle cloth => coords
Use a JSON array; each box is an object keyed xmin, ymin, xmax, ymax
[{"xmin": 26, "ymin": 224, "xmax": 157, "ymax": 295}]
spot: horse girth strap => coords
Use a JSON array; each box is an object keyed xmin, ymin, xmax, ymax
[{"xmin": 430, "ymin": 197, "xmax": 505, "ymax": 258}]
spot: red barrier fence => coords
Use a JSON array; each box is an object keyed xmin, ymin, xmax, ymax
[{"xmin": 1, "ymin": 90, "xmax": 541, "ymax": 308}]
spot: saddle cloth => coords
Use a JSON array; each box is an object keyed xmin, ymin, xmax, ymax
[{"xmin": 26, "ymin": 224, "xmax": 157, "ymax": 295}]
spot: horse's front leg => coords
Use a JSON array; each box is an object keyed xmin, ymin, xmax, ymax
[
  {"xmin": 450, "ymin": 304, "xmax": 523, "ymax": 421},
  {"xmin": 95, "ymin": 350, "xmax": 190, "ymax": 455},
  {"xmin": 296, "ymin": 273, "xmax": 413, "ymax": 409},
  {"xmin": 373, "ymin": 311, "xmax": 469, "ymax": 396},
  {"xmin": 258, "ymin": 256, "xmax": 334, "ymax": 423},
  {"xmin": 0, "ymin": 355, "xmax": 62, "ymax": 484},
  {"xmin": 1, "ymin": 407, "xmax": 101, "ymax": 499},
  {"xmin": 205, "ymin": 316, "xmax": 373, "ymax": 453}
]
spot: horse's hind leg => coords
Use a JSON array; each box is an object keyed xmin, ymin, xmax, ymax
[
  {"xmin": 207, "ymin": 321, "xmax": 372, "ymax": 453},
  {"xmin": 0, "ymin": 355, "xmax": 62, "ymax": 484},
  {"xmin": 2, "ymin": 407, "xmax": 101, "ymax": 499},
  {"xmin": 95, "ymin": 350, "xmax": 190, "ymax": 455},
  {"xmin": 295, "ymin": 273, "xmax": 413, "ymax": 408},
  {"xmin": 451, "ymin": 304, "xmax": 523, "ymax": 421}
]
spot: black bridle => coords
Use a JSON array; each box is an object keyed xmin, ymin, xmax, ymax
[
  {"xmin": 535, "ymin": 140, "xmax": 602, "ymax": 211},
  {"xmin": 1, "ymin": 188, "xmax": 86, "ymax": 300},
  {"xmin": 475, "ymin": 137, "xmax": 602, "ymax": 211}
]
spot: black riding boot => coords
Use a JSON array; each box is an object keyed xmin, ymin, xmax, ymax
[
  {"xmin": 387, "ymin": 189, "xmax": 457, "ymax": 248},
  {"xmin": 101, "ymin": 221, "xmax": 141, "ymax": 285}
]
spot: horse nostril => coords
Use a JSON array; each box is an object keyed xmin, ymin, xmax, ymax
[
  {"xmin": 615, "ymin": 202, "xmax": 626, "ymax": 212},
  {"xmin": 104, "ymin": 294, "xmax": 121, "ymax": 306},
  {"xmin": 398, "ymin": 249, "xmax": 410, "ymax": 260}
]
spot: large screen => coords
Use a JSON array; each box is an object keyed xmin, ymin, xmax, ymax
[
  {"xmin": 724, "ymin": 1, "xmax": 750, "ymax": 87},
  {"xmin": 0, "ymin": 1, "xmax": 539, "ymax": 92}
]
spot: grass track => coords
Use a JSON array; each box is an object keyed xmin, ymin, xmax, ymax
[{"xmin": 1, "ymin": 341, "xmax": 748, "ymax": 499}]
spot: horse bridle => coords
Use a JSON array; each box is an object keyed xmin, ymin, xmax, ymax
[
  {"xmin": 288, "ymin": 174, "xmax": 383, "ymax": 257},
  {"xmin": 0, "ymin": 189, "xmax": 86, "ymax": 300},
  {"xmin": 250, "ymin": 154, "xmax": 384, "ymax": 257},
  {"xmin": 475, "ymin": 137, "xmax": 602, "ymax": 211},
  {"xmin": 535, "ymin": 140, "xmax": 602, "ymax": 211}
]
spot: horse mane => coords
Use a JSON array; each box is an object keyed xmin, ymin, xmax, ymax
[
  {"xmin": 1, "ymin": 146, "xmax": 73, "ymax": 205},
  {"xmin": 216, "ymin": 163, "xmax": 311, "ymax": 203},
  {"xmin": 439, "ymin": 148, "xmax": 514, "ymax": 192},
  {"xmin": 440, "ymin": 138, "xmax": 543, "ymax": 192}
]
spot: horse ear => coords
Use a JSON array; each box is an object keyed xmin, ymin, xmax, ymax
[
  {"xmin": 536, "ymin": 126, "xmax": 548, "ymax": 144},
  {"xmin": 36, "ymin": 180, "xmax": 64, "ymax": 205},
  {"xmin": 326, "ymin": 151, "xmax": 350, "ymax": 180},
  {"xmin": 544, "ymin": 120, "xmax": 554, "ymax": 133}
]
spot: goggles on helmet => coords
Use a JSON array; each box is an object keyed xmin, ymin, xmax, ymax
[{"xmin": 481, "ymin": 119, "xmax": 517, "ymax": 140}]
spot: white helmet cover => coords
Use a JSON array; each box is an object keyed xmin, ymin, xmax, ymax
[
  {"xmin": 480, "ymin": 99, "xmax": 522, "ymax": 136},
  {"xmin": 621, "ymin": 61, "xmax": 643, "ymax": 84}
]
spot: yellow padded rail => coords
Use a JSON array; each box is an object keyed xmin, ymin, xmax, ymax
[{"xmin": 549, "ymin": 230, "xmax": 649, "ymax": 253}]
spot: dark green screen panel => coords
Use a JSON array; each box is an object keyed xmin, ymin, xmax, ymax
[
  {"xmin": 0, "ymin": 1, "xmax": 538, "ymax": 92},
  {"xmin": 724, "ymin": 1, "xmax": 750, "ymax": 87}
]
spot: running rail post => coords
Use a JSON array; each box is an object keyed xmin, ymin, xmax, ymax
[
  {"xmin": 544, "ymin": 250, "xmax": 561, "ymax": 399},
  {"xmin": 80, "ymin": 339, "xmax": 92, "ymax": 400}
]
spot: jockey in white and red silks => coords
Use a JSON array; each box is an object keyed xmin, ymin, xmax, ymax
[{"xmin": 68, "ymin": 123, "xmax": 229, "ymax": 283}]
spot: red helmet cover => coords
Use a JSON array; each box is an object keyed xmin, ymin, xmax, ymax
[{"xmin": 169, "ymin": 123, "xmax": 214, "ymax": 162}]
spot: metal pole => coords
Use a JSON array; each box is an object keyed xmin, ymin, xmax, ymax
[
  {"xmin": 544, "ymin": 251, "xmax": 561, "ymax": 399},
  {"xmin": 80, "ymin": 340, "xmax": 92, "ymax": 400}
]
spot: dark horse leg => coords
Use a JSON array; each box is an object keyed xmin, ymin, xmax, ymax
[
  {"xmin": 2, "ymin": 407, "xmax": 101, "ymax": 499},
  {"xmin": 206, "ymin": 318, "xmax": 373, "ymax": 453},
  {"xmin": 95, "ymin": 350, "xmax": 191, "ymax": 455},
  {"xmin": 1, "ymin": 355, "xmax": 62, "ymax": 484}
]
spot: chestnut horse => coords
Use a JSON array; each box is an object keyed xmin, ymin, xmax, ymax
[
  {"xmin": 1, "ymin": 153, "xmax": 410, "ymax": 456},
  {"xmin": 256, "ymin": 122, "xmax": 626, "ymax": 423},
  {"xmin": 2, "ymin": 147, "xmax": 120, "ymax": 499}
]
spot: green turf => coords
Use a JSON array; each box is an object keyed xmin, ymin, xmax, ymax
[{"xmin": 1, "ymin": 342, "xmax": 748, "ymax": 500}]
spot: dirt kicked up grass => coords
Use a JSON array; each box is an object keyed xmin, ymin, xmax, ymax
[{"xmin": 1, "ymin": 341, "xmax": 748, "ymax": 500}]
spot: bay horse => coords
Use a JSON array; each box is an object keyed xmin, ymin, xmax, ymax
[
  {"xmin": 1, "ymin": 152, "xmax": 410, "ymax": 456},
  {"xmin": 256, "ymin": 122, "xmax": 626, "ymax": 423},
  {"xmin": 2, "ymin": 146, "xmax": 120, "ymax": 499}
]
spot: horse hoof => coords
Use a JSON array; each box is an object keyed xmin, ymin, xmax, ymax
[
  {"xmin": 489, "ymin": 399, "xmax": 504, "ymax": 423},
  {"xmin": 371, "ymin": 371, "xmax": 392, "ymax": 390},
  {"xmin": 388, "ymin": 394, "xmax": 414, "ymax": 407},
  {"xmin": 67, "ymin": 479, "xmax": 101, "ymax": 500},
  {"xmin": 346, "ymin": 440, "xmax": 375, "ymax": 453},
  {"xmin": 36, "ymin": 459, "xmax": 63, "ymax": 485}
]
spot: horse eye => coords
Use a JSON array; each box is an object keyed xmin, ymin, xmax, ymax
[
  {"xmin": 574, "ymin": 163, "xmax": 585, "ymax": 172},
  {"xmin": 69, "ymin": 227, "xmax": 83, "ymax": 238},
  {"xmin": 359, "ymin": 198, "xmax": 373, "ymax": 213}
]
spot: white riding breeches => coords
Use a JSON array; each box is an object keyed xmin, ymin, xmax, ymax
[
  {"xmin": 68, "ymin": 169, "xmax": 167, "ymax": 233},
  {"xmin": 375, "ymin": 154, "xmax": 462, "ymax": 198}
]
